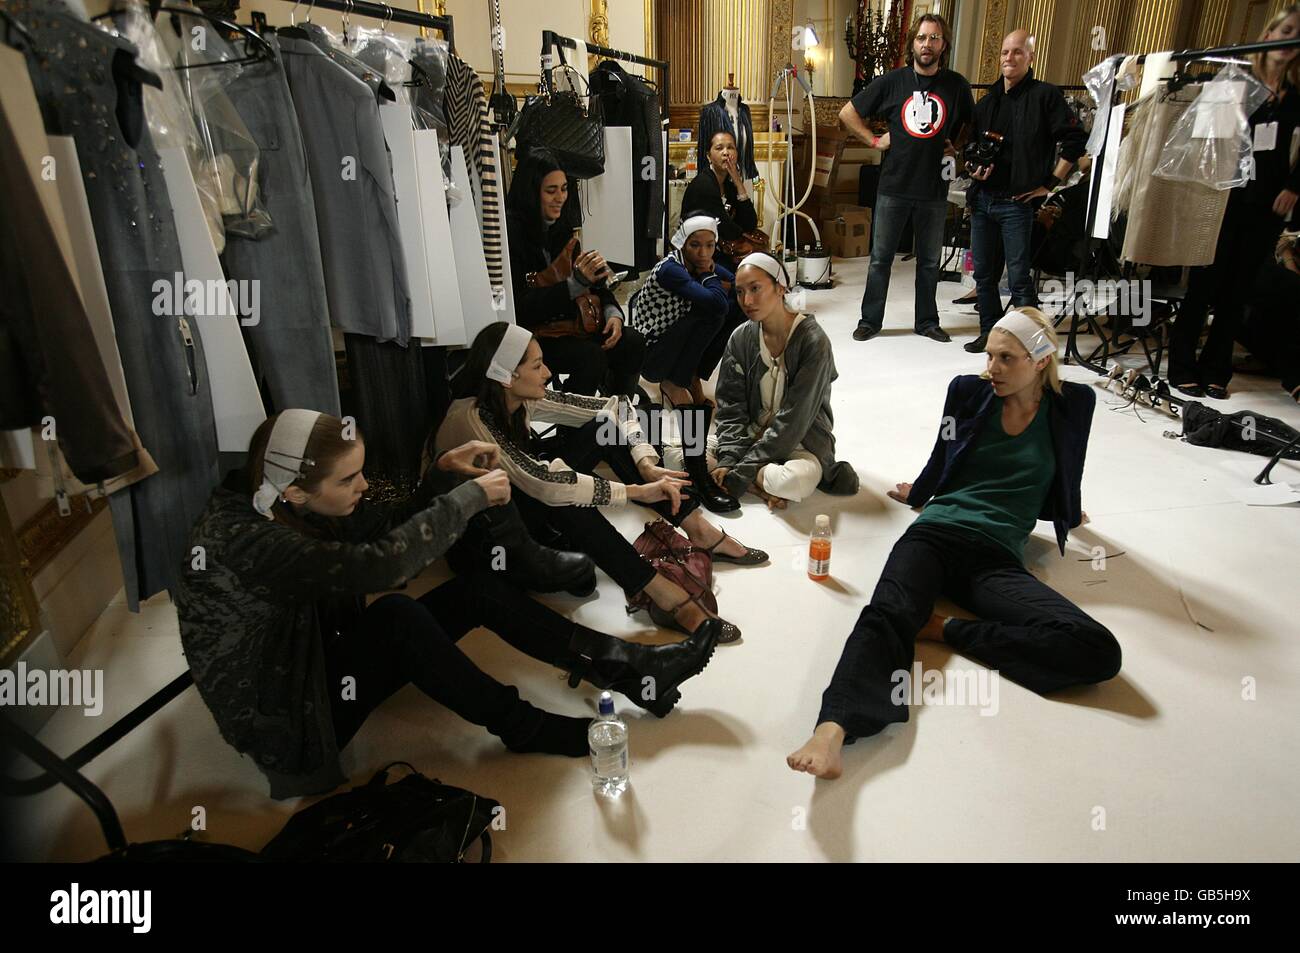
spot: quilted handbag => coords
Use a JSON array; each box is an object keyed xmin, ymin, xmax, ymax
[
  {"xmin": 625, "ymin": 518, "xmax": 717, "ymax": 615},
  {"xmin": 512, "ymin": 64, "xmax": 606, "ymax": 179}
]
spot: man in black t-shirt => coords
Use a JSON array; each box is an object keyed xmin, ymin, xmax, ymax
[{"xmin": 839, "ymin": 13, "xmax": 973, "ymax": 343}]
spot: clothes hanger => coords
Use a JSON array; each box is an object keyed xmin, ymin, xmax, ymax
[{"xmin": 150, "ymin": 4, "xmax": 275, "ymax": 70}]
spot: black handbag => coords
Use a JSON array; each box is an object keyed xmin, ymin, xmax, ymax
[
  {"xmin": 511, "ymin": 61, "xmax": 606, "ymax": 179},
  {"xmin": 260, "ymin": 762, "xmax": 500, "ymax": 863}
]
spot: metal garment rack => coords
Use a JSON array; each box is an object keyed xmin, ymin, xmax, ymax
[
  {"xmin": 260, "ymin": 0, "xmax": 455, "ymax": 52},
  {"xmin": 1062, "ymin": 37, "xmax": 1300, "ymax": 480},
  {"xmin": 538, "ymin": 29, "xmax": 672, "ymax": 263},
  {"xmin": 1066, "ymin": 37, "xmax": 1300, "ymax": 377}
]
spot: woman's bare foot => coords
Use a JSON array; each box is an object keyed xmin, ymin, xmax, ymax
[
  {"xmin": 916, "ymin": 613, "xmax": 947, "ymax": 642},
  {"xmin": 752, "ymin": 472, "xmax": 788, "ymax": 510},
  {"xmin": 681, "ymin": 512, "xmax": 752, "ymax": 558},
  {"xmin": 787, "ymin": 722, "xmax": 846, "ymax": 779}
]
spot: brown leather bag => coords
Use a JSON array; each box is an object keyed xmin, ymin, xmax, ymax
[
  {"xmin": 526, "ymin": 236, "xmax": 606, "ymax": 337},
  {"xmin": 718, "ymin": 228, "xmax": 771, "ymax": 260}
]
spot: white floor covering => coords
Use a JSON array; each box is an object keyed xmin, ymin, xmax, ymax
[{"xmin": 8, "ymin": 257, "xmax": 1300, "ymax": 862}]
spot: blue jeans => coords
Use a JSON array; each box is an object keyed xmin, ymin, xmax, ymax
[
  {"xmin": 970, "ymin": 188, "xmax": 1038, "ymax": 335},
  {"xmin": 858, "ymin": 193, "xmax": 948, "ymax": 333}
]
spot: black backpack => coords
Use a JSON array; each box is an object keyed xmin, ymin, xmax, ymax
[{"xmin": 261, "ymin": 763, "xmax": 500, "ymax": 863}]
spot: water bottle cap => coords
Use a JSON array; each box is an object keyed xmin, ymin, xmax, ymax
[
  {"xmin": 816, "ymin": 514, "xmax": 830, "ymax": 528},
  {"xmin": 598, "ymin": 691, "xmax": 614, "ymax": 715}
]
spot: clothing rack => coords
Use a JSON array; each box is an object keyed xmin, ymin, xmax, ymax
[
  {"xmin": 262, "ymin": 0, "xmax": 455, "ymax": 52},
  {"xmin": 1063, "ymin": 37, "xmax": 1300, "ymax": 386},
  {"xmin": 539, "ymin": 29, "xmax": 670, "ymax": 125},
  {"xmin": 539, "ymin": 29, "xmax": 672, "ymax": 263}
]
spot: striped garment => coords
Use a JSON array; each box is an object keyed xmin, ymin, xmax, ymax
[{"xmin": 445, "ymin": 55, "xmax": 503, "ymax": 295}]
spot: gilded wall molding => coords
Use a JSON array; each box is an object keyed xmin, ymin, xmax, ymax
[
  {"xmin": 768, "ymin": 0, "xmax": 795, "ymax": 91},
  {"xmin": 813, "ymin": 96, "xmax": 849, "ymax": 128},
  {"xmin": 19, "ymin": 496, "xmax": 107, "ymax": 581},
  {"xmin": 590, "ymin": 0, "xmax": 610, "ymax": 49},
  {"xmin": 978, "ymin": 0, "xmax": 1010, "ymax": 86}
]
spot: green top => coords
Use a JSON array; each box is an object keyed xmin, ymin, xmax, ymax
[{"xmin": 913, "ymin": 393, "xmax": 1055, "ymax": 561}]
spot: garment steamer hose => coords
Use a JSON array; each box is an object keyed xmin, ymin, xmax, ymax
[{"xmin": 766, "ymin": 65, "xmax": 819, "ymax": 249}]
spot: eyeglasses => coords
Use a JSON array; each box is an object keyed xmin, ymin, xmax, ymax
[{"xmin": 916, "ymin": 34, "xmax": 944, "ymax": 45}]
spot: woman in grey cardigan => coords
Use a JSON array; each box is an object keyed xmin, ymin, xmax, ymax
[{"xmin": 707, "ymin": 253, "xmax": 859, "ymax": 508}]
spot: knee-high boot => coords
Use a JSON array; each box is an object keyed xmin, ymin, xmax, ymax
[{"xmin": 676, "ymin": 403, "xmax": 739, "ymax": 513}]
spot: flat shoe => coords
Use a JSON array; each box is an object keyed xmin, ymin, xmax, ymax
[
  {"xmin": 852, "ymin": 326, "xmax": 878, "ymax": 342},
  {"xmin": 705, "ymin": 528, "xmax": 769, "ymax": 566},
  {"xmin": 917, "ymin": 326, "xmax": 951, "ymax": 343},
  {"xmin": 1203, "ymin": 384, "xmax": 1229, "ymax": 400},
  {"xmin": 1171, "ymin": 381, "xmax": 1204, "ymax": 398},
  {"xmin": 647, "ymin": 599, "xmax": 742, "ymax": 644}
]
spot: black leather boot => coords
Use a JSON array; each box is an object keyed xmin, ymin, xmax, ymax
[
  {"xmin": 562, "ymin": 619, "xmax": 722, "ymax": 717},
  {"xmin": 677, "ymin": 403, "xmax": 739, "ymax": 513},
  {"xmin": 448, "ymin": 498, "xmax": 596, "ymax": 596}
]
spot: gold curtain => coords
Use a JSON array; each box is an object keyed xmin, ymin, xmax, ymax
[
  {"xmin": 659, "ymin": 0, "xmax": 772, "ymax": 106},
  {"xmin": 1016, "ymin": 0, "xmax": 1057, "ymax": 83}
]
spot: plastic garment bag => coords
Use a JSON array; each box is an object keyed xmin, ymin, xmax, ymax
[
  {"xmin": 147, "ymin": 1, "xmax": 273, "ymax": 239},
  {"xmin": 1082, "ymin": 55, "xmax": 1136, "ymax": 158},
  {"xmin": 1152, "ymin": 64, "xmax": 1271, "ymax": 190}
]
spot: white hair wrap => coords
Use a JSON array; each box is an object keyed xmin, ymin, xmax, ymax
[
  {"xmin": 253, "ymin": 409, "xmax": 323, "ymax": 519},
  {"xmin": 487, "ymin": 323, "xmax": 534, "ymax": 385},
  {"xmin": 993, "ymin": 311, "xmax": 1056, "ymax": 361},
  {"xmin": 737, "ymin": 252, "xmax": 808, "ymax": 313},
  {"xmin": 671, "ymin": 215, "xmax": 720, "ymax": 250}
]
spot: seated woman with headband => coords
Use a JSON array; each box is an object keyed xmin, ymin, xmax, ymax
[
  {"xmin": 788, "ymin": 308, "xmax": 1121, "ymax": 779},
  {"xmin": 437, "ymin": 322, "xmax": 769, "ymax": 646},
  {"xmin": 631, "ymin": 212, "xmax": 739, "ymax": 512},
  {"xmin": 177, "ymin": 411, "xmax": 719, "ymax": 800},
  {"xmin": 703, "ymin": 252, "xmax": 859, "ymax": 509}
]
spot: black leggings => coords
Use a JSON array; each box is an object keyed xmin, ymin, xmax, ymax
[
  {"xmin": 326, "ymin": 573, "xmax": 581, "ymax": 749},
  {"xmin": 818, "ymin": 522, "xmax": 1121, "ymax": 738},
  {"xmin": 514, "ymin": 418, "xmax": 702, "ymax": 596}
]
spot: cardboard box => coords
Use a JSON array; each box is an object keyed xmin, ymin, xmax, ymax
[{"xmin": 823, "ymin": 204, "xmax": 871, "ymax": 258}]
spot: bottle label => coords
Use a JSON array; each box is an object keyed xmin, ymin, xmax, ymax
[
  {"xmin": 591, "ymin": 748, "xmax": 628, "ymax": 776},
  {"xmin": 808, "ymin": 555, "xmax": 829, "ymax": 576}
]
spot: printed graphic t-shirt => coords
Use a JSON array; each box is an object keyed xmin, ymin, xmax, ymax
[{"xmin": 851, "ymin": 66, "xmax": 974, "ymax": 201}]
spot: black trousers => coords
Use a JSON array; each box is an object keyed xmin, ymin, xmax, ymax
[
  {"xmin": 1169, "ymin": 196, "xmax": 1286, "ymax": 388},
  {"xmin": 696, "ymin": 299, "xmax": 747, "ymax": 383},
  {"xmin": 1243, "ymin": 261, "xmax": 1300, "ymax": 393},
  {"xmin": 514, "ymin": 418, "xmax": 701, "ymax": 595},
  {"xmin": 817, "ymin": 522, "xmax": 1121, "ymax": 738},
  {"xmin": 326, "ymin": 573, "xmax": 578, "ymax": 749},
  {"xmin": 642, "ymin": 301, "xmax": 726, "ymax": 388},
  {"xmin": 536, "ymin": 326, "xmax": 646, "ymax": 397}
]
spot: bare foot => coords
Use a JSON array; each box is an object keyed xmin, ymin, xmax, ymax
[
  {"xmin": 786, "ymin": 722, "xmax": 845, "ymax": 779},
  {"xmin": 752, "ymin": 472, "xmax": 788, "ymax": 510},
  {"xmin": 916, "ymin": 613, "xmax": 947, "ymax": 642}
]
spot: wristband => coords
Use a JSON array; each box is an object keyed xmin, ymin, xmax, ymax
[{"xmin": 1044, "ymin": 173, "xmax": 1062, "ymax": 190}]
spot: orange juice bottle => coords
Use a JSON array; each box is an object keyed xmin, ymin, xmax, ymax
[{"xmin": 808, "ymin": 514, "xmax": 831, "ymax": 581}]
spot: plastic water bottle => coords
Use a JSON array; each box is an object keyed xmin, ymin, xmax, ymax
[
  {"xmin": 808, "ymin": 514, "xmax": 832, "ymax": 581},
  {"xmin": 589, "ymin": 692, "xmax": 629, "ymax": 798}
]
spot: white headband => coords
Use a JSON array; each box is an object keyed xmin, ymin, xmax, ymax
[
  {"xmin": 487, "ymin": 323, "xmax": 534, "ymax": 385},
  {"xmin": 993, "ymin": 311, "xmax": 1056, "ymax": 361},
  {"xmin": 253, "ymin": 409, "xmax": 323, "ymax": 518},
  {"xmin": 671, "ymin": 215, "xmax": 720, "ymax": 250},
  {"xmin": 737, "ymin": 252, "xmax": 789, "ymax": 288}
]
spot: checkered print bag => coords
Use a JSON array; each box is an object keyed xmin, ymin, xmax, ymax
[{"xmin": 629, "ymin": 252, "xmax": 692, "ymax": 348}]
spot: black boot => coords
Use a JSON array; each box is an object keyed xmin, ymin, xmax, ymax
[
  {"xmin": 677, "ymin": 403, "xmax": 739, "ymax": 513},
  {"xmin": 562, "ymin": 620, "xmax": 722, "ymax": 717},
  {"xmin": 448, "ymin": 498, "xmax": 596, "ymax": 596}
]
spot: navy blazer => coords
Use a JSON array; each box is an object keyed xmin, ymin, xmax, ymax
[{"xmin": 906, "ymin": 375, "xmax": 1095, "ymax": 555}]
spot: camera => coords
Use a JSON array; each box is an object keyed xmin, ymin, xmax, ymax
[{"xmin": 963, "ymin": 130, "xmax": 1005, "ymax": 174}]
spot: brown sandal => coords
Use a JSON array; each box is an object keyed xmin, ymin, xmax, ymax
[{"xmin": 648, "ymin": 595, "xmax": 742, "ymax": 644}]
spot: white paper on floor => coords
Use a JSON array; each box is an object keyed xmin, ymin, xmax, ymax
[
  {"xmin": 159, "ymin": 147, "xmax": 266, "ymax": 452},
  {"xmin": 1229, "ymin": 482, "xmax": 1300, "ymax": 506}
]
